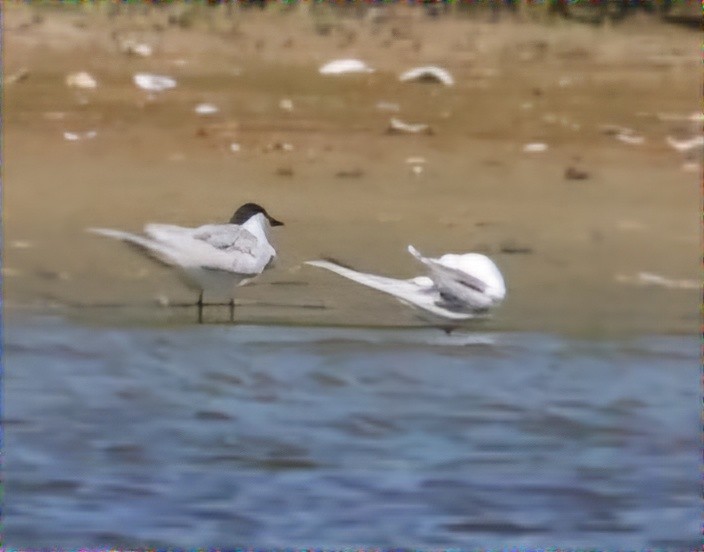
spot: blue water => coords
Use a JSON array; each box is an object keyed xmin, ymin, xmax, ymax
[{"xmin": 3, "ymin": 315, "xmax": 700, "ymax": 549}]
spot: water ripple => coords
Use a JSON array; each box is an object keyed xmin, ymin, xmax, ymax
[{"xmin": 3, "ymin": 315, "xmax": 699, "ymax": 549}]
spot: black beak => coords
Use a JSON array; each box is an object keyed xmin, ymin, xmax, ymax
[{"xmin": 267, "ymin": 214, "xmax": 284, "ymax": 227}]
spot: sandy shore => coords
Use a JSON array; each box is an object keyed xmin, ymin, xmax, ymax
[{"xmin": 4, "ymin": 4, "xmax": 700, "ymax": 335}]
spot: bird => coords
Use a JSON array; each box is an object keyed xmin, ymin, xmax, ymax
[
  {"xmin": 306, "ymin": 245, "xmax": 506, "ymax": 333},
  {"xmin": 88, "ymin": 202, "xmax": 284, "ymax": 323}
]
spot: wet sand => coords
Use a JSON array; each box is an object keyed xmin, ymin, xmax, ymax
[{"xmin": 4, "ymin": 4, "xmax": 700, "ymax": 335}]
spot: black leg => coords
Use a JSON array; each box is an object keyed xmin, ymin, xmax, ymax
[
  {"xmin": 229, "ymin": 298, "xmax": 235, "ymax": 323},
  {"xmin": 197, "ymin": 291, "xmax": 204, "ymax": 324}
]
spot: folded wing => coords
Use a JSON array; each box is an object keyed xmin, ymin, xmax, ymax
[
  {"xmin": 145, "ymin": 223, "xmax": 258, "ymax": 253},
  {"xmin": 408, "ymin": 245, "xmax": 505, "ymax": 310},
  {"xmin": 91, "ymin": 223, "xmax": 274, "ymax": 276}
]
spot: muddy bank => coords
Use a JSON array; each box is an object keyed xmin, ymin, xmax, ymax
[{"xmin": 4, "ymin": 4, "xmax": 700, "ymax": 335}]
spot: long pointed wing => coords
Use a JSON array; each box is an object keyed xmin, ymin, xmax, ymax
[
  {"xmin": 87, "ymin": 227, "xmax": 179, "ymax": 267},
  {"xmin": 306, "ymin": 259, "xmax": 476, "ymax": 321}
]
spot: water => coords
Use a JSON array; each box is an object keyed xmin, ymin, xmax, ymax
[{"xmin": 3, "ymin": 315, "xmax": 700, "ymax": 549}]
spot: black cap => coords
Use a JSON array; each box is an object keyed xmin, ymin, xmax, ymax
[{"xmin": 229, "ymin": 203, "xmax": 284, "ymax": 226}]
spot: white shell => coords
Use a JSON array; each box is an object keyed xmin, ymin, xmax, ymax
[
  {"xmin": 666, "ymin": 135, "xmax": 704, "ymax": 153},
  {"xmin": 615, "ymin": 133, "xmax": 645, "ymax": 145},
  {"xmin": 399, "ymin": 65, "xmax": 454, "ymax": 86},
  {"xmin": 319, "ymin": 59, "xmax": 374, "ymax": 75},
  {"xmin": 63, "ymin": 130, "xmax": 97, "ymax": 141},
  {"xmin": 194, "ymin": 103, "xmax": 219, "ymax": 116},
  {"xmin": 388, "ymin": 118, "xmax": 431, "ymax": 134},
  {"xmin": 133, "ymin": 73, "xmax": 177, "ymax": 92},
  {"xmin": 522, "ymin": 142, "xmax": 548, "ymax": 153},
  {"xmin": 66, "ymin": 71, "xmax": 97, "ymax": 89}
]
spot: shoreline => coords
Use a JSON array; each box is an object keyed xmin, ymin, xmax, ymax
[{"xmin": 4, "ymin": 5, "xmax": 700, "ymax": 337}]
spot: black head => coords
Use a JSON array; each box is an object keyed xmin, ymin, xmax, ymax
[{"xmin": 229, "ymin": 202, "xmax": 284, "ymax": 226}]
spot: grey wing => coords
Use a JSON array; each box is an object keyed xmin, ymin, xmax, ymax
[
  {"xmin": 408, "ymin": 245, "xmax": 483, "ymax": 295},
  {"xmin": 196, "ymin": 226, "xmax": 276, "ymax": 275},
  {"xmin": 144, "ymin": 223, "xmax": 259, "ymax": 254},
  {"xmin": 142, "ymin": 223, "xmax": 272, "ymax": 275},
  {"xmin": 426, "ymin": 261, "xmax": 488, "ymax": 295},
  {"xmin": 191, "ymin": 225, "xmax": 259, "ymax": 254}
]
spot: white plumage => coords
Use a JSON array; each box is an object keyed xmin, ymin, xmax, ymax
[
  {"xmin": 88, "ymin": 203, "xmax": 284, "ymax": 322},
  {"xmin": 307, "ymin": 245, "xmax": 506, "ymax": 327}
]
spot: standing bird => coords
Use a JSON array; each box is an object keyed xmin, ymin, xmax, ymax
[
  {"xmin": 306, "ymin": 245, "xmax": 505, "ymax": 332},
  {"xmin": 88, "ymin": 203, "xmax": 284, "ymax": 323}
]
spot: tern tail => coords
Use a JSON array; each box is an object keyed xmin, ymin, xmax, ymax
[{"xmin": 87, "ymin": 227, "xmax": 178, "ymax": 266}]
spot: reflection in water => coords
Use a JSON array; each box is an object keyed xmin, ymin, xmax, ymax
[{"xmin": 4, "ymin": 316, "xmax": 700, "ymax": 549}]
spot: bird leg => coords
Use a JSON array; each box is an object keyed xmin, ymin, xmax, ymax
[
  {"xmin": 197, "ymin": 291, "xmax": 204, "ymax": 324},
  {"xmin": 229, "ymin": 298, "xmax": 235, "ymax": 323}
]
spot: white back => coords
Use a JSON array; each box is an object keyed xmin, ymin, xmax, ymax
[{"xmin": 437, "ymin": 253, "xmax": 506, "ymax": 301}]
